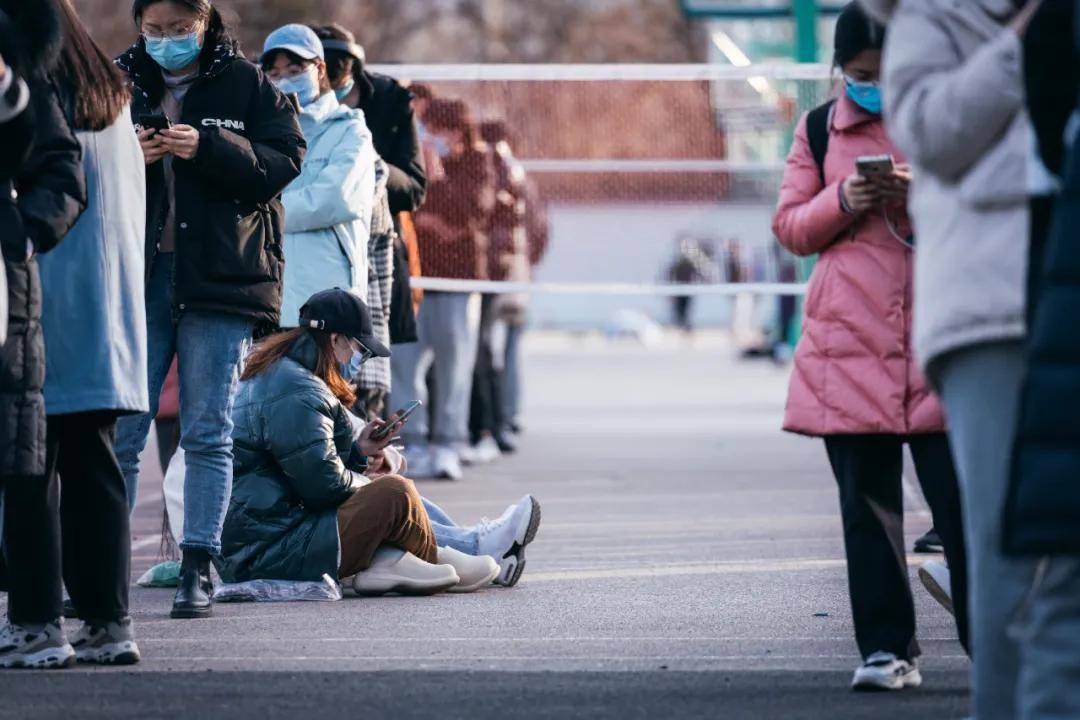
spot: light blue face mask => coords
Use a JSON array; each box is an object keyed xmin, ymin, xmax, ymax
[
  {"xmin": 334, "ymin": 78, "xmax": 355, "ymax": 102},
  {"xmin": 338, "ymin": 348, "xmax": 373, "ymax": 383},
  {"xmin": 274, "ymin": 68, "xmax": 321, "ymax": 107},
  {"xmin": 144, "ymin": 31, "xmax": 203, "ymax": 73},
  {"xmin": 844, "ymin": 75, "xmax": 882, "ymax": 115}
]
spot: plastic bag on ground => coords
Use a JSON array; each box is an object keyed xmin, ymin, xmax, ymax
[
  {"xmin": 136, "ymin": 560, "xmax": 181, "ymax": 588},
  {"xmin": 213, "ymin": 574, "xmax": 342, "ymax": 603}
]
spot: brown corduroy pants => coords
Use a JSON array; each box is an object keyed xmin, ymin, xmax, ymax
[{"xmin": 337, "ymin": 475, "xmax": 439, "ymax": 577}]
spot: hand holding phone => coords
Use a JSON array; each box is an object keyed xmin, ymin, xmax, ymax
[
  {"xmin": 138, "ymin": 113, "xmax": 172, "ymax": 135},
  {"xmin": 371, "ymin": 401, "xmax": 423, "ymax": 442},
  {"xmin": 855, "ymin": 154, "xmax": 894, "ymax": 182}
]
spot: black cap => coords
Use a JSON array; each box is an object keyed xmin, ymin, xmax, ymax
[{"xmin": 298, "ymin": 288, "xmax": 391, "ymax": 358}]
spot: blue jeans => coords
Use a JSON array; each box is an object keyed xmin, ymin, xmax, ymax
[
  {"xmin": 423, "ymin": 498, "xmax": 479, "ymax": 555},
  {"xmin": 389, "ymin": 292, "xmax": 481, "ymax": 447},
  {"xmin": 115, "ymin": 254, "xmax": 253, "ymax": 555}
]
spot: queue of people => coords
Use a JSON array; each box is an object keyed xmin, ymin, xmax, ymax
[
  {"xmin": 0, "ymin": 0, "xmax": 543, "ymax": 670},
  {"xmin": 775, "ymin": 0, "xmax": 1080, "ymax": 714}
]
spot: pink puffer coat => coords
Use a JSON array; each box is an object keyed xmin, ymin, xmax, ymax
[{"xmin": 772, "ymin": 94, "xmax": 944, "ymax": 437}]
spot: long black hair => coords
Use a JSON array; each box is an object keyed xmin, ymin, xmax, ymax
[
  {"xmin": 54, "ymin": 0, "xmax": 129, "ymax": 131},
  {"xmin": 130, "ymin": 0, "xmax": 235, "ymax": 63},
  {"xmin": 833, "ymin": 2, "xmax": 886, "ymax": 69}
]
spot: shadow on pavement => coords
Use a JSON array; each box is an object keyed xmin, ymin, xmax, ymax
[{"xmin": 0, "ymin": 669, "xmax": 969, "ymax": 719}]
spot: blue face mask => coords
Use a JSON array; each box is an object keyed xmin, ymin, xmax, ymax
[
  {"xmin": 338, "ymin": 348, "xmax": 373, "ymax": 383},
  {"xmin": 144, "ymin": 32, "xmax": 203, "ymax": 73},
  {"xmin": 334, "ymin": 78, "xmax": 355, "ymax": 102},
  {"xmin": 844, "ymin": 75, "xmax": 882, "ymax": 115},
  {"xmin": 274, "ymin": 68, "xmax": 321, "ymax": 107}
]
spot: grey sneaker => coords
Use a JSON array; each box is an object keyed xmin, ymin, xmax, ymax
[
  {"xmin": 0, "ymin": 622, "xmax": 75, "ymax": 669},
  {"xmin": 70, "ymin": 617, "xmax": 141, "ymax": 665}
]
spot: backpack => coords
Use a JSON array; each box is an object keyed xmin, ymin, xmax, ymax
[{"xmin": 806, "ymin": 99, "xmax": 836, "ymax": 186}]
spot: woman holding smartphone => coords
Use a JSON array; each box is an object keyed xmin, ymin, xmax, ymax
[
  {"xmin": 114, "ymin": 0, "xmax": 305, "ymax": 620},
  {"xmin": 772, "ymin": 2, "xmax": 968, "ymax": 692},
  {"xmin": 217, "ymin": 289, "xmax": 540, "ymax": 595}
]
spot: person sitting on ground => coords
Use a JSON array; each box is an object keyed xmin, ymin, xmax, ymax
[{"xmin": 216, "ymin": 289, "xmax": 540, "ymax": 595}]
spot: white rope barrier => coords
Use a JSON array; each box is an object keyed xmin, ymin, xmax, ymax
[
  {"xmin": 367, "ymin": 63, "xmax": 833, "ymax": 83},
  {"xmin": 410, "ymin": 278, "xmax": 807, "ymax": 297}
]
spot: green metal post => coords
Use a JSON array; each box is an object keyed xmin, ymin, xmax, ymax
[
  {"xmin": 793, "ymin": 0, "xmax": 819, "ymax": 62},
  {"xmin": 791, "ymin": 1, "xmax": 820, "ymax": 344}
]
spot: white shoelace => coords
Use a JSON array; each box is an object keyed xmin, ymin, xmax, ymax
[{"xmin": 475, "ymin": 517, "xmax": 496, "ymax": 538}]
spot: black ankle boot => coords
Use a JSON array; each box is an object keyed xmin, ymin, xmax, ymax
[{"xmin": 171, "ymin": 550, "xmax": 213, "ymax": 619}]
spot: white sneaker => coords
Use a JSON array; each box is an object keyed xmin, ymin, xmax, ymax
[
  {"xmin": 403, "ymin": 445, "xmax": 437, "ymax": 479},
  {"xmin": 432, "ymin": 445, "xmax": 463, "ymax": 481},
  {"xmin": 438, "ymin": 546, "xmax": 500, "ymax": 593},
  {"xmin": 0, "ymin": 622, "xmax": 75, "ymax": 669},
  {"xmin": 477, "ymin": 495, "xmax": 542, "ymax": 587},
  {"xmin": 69, "ymin": 617, "xmax": 141, "ymax": 665},
  {"xmin": 852, "ymin": 651, "xmax": 922, "ymax": 691},
  {"xmin": 472, "ymin": 436, "xmax": 502, "ymax": 465},
  {"xmin": 351, "ymin": 546, "xmax": 459, "ymax": 596},
  {"xmin": 919, "ymin": 559, "xmax": 954, "ymax": 615},
  {"xmin": 455, "ymin": 443, "xmax": 481, "ymax": 467}
]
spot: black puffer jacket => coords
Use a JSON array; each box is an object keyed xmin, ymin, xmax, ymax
[
  {"xmin": 116, "ymin": 35, "xmax": 305, "ymax": 327},
  {"xmin": 0, "ymin": 0, "xmax": 87, "ymax": 477},
  {"xmin": 355, "ymin": 71, "xmax": 426, "ymax": 215},
  {"xmin": 218, "ymin": 333, "xmax": 366, "ymax": 582},
  {"xmin": 1004, "ymin": 0, "xmax": 1080, "ymax": 555}
]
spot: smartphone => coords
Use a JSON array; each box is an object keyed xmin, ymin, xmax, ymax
[
  {"xmin": 856, "ymin": 154, "xmax": 895, "ymax": 180},
  {"xmin": 371, "ymin": 401, "xmax": 422, "ymax": 442},
  {"xmin": 138, "ymin": 113, "xmax": 172, "ymax": 134}
]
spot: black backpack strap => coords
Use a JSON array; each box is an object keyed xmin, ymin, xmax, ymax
[{"xmin": 806, "ymin": 99, "xmax": 836, "ymax": 187}]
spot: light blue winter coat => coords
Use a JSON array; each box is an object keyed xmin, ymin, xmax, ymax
[
  {"xmin": 38, "ymin": 105, "xmax": 149, "ymax": 416},
  {"xmin": 280, "ymin": 92, "xmax": 376, "ymax": 326}
]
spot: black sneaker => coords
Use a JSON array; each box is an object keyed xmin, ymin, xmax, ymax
[
  {"xmin": 70, "ymin": 617, "xmax": 141, "ymax": 665},
  {"xmin": 0, "ymin": 622, "xmax": 75, "ymax": 669},
  {"xmin": 913, "ymin": 528, "xmax": 944, "ymax": 554}
]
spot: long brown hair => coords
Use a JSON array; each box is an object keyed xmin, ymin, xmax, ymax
[
  {"xmin": 54, "ymin": 0, "xmax": 130, "ymax": 131},
  {"xmin": 242, "ymin": 328, "xmax": 356, "ymax": 408}
]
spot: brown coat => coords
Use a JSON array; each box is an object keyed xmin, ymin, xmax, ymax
[{"xmin": 414, "ymin": 144, "xmax": 496, "ymax": 281}]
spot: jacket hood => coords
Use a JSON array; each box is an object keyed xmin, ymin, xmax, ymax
[
  {"xmin": 116, "ymin": 33, "xmax": 240, "ymax": 107},
  {"xmin": 0, "ymin": 0, "xmax": 63, "ymax": 78},
  {"xmin": 299, "ymin": 93, "xmax": 368, "ymax": 147}
]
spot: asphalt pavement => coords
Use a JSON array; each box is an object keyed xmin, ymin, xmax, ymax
[{"xmin": 0, "ymin": 331, "xmax": 970, "ymax": 719}]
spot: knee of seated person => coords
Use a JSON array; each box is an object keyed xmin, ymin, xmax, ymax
[{"xmin": 370, "ymin": 474, "xmax": 418, "ymax": 502}]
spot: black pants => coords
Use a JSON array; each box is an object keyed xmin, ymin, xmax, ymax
[
  {"xmin": 1, "ymin": 411, "xmax": 130, "ymax": 625},
  {"xmin": 824, "ymin": 433, "xmax": 969, "ymax": 662},
  {"xmin": 469, "ymin": 294, "xmax": 504, "ymax": 443}
]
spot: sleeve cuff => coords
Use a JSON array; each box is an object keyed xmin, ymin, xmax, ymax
[{"xmin": 838, "ymin": 181, "xmax": 856, "ymax": 215}]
